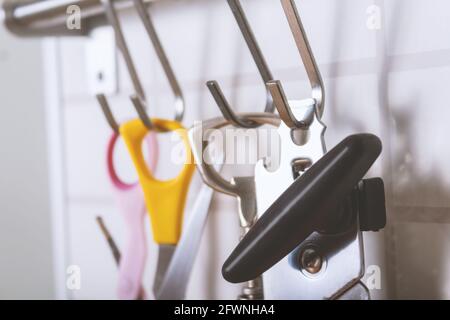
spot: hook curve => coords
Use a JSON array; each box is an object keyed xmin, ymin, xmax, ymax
[
  {"xmin": 102, "ymin": 0, "xmax": 146, "ymax": 101},
  {"xmin": 132, "ymin": 0, "xmax": 185, "ymax": 124},
  {"xmin": 96, "ymin": 93, "xmax": 120, "ymax": 133},
  {"xmin": 267, "ymin": 0, "xmax": 325, "ymax": 130},
  {"xmin": 101, "ymin": 0, "xmax": 184, "ymax": 130},
  {"xmin": 207, "ymin": 0, "xmax": 274, "ymax": 128}
]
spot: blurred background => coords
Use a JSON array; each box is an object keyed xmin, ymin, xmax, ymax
[{"xmin": 1, "ymin": 0, "xmax": 450, "ymax": 299}]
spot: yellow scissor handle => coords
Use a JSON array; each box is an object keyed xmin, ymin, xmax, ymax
[{"xmin": 120, "ymin": 118, "xmax": 195, "ymax": 245}]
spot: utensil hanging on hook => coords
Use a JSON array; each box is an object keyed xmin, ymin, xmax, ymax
[
  {"xmin": 119, "ymin": 117, "xmax": 195, "ymax": 296},
  {"xmin": 96, "ymin": 95, "xmax": 159, "ymax": 300}
]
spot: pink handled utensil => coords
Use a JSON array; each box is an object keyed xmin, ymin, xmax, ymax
[{"xmin": 107, "ymin": 132, "xmax": 158, "ymax": 300}]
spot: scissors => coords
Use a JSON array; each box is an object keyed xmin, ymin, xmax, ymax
[
  {"xmin": 96, "ymin": 93, "xmax": 159, "ymax": 299},
  {"xmin": 106, "ymin": 130, "xmax": 158, "ymax": 299},
  {"xmin": 156, "ymin": 163, "xmax": 223, "ymax": 300},
  {"xmin": 120, "ymin": 117, "xmax": 195, "ymax": 296},
  {"xmin": 105, "ymin": 136, "xmax": 221, "ymax": 300}
]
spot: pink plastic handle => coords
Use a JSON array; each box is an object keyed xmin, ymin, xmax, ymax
[{"xmin": 107, "ymin": 132, "xmax": 158, "ymax": 300}]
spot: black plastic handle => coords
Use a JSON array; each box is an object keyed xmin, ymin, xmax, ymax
[{"xmin": 222, "ymin": 134, "xmax": 382, "ymax": 283}]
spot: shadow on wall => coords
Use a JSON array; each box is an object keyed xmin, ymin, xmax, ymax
[
  {"xmin": 377, "ymin": 0, "xmax": 450, "ymax": 300},
  {"xmin": 174, "ymin": 0, "xmax": 450, "ymax": 300},
  {"xmin": 379, "ymin": 0, "xmax": 449, "ymax": 300},
  {"xmin": 389, "ymin": 107, "xmax": 450, "ymax": 300},
  {"xmin": 326, "ymin": 0, "xmax": 450, "ymax": 299}
]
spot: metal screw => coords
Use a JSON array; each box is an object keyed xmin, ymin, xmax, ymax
[{"xmin": 300, "ymin": 247, "xmax": 323, "ymax": 275}]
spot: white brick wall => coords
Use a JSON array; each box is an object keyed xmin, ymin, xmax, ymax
[{"xmin": 48, "ymin": 0, "xmax": 450, "ymax": 299}]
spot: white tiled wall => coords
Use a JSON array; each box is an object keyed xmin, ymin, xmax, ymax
[{"xmin": 48, "ymin": 0, "xmax": 450, "ymax": 299}]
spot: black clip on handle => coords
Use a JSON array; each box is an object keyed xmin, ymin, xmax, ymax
[{"xmin": 222, "ymin": 134, "xmax": 384, "ymax": 283}]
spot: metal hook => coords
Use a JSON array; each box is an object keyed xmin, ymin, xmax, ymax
[
  {"xmin": 96, "ymin": 93, "xmax": 120, "ymax": 133},
  {"xmin": 132, "ymin": 0, "xmax": 185, "ymax": 123},
  {"xmin": 96, "ymin": 216, "xmax": 121, "ymax": 265},
  {"xmin": 130, "ymin": 94, "xmax": 156, "ymax": 131},
  {"xmin": 102, "ymin": 0, "xmax": 158, "ymax": 130},
  {"xmin": 102, "ymin": 0, "xmax": 184, "ymax": 130},
  {"xmin": 207, "ymin": 0, "xmax": 274, "ymax": 128},
  {"xmin": 104, "ymin": 0, "xmax": 185, "ymax": 130},
  {"xmin": 130, "ymin": 94, "xmax": 171, "ymax": 133},
  {"xmin": 102, "ymin": 0, "xmax": 146, "ymax": 101},
  {"xmin": 266, "ymin": 0, "xmax": 325, "ymax": 129}
]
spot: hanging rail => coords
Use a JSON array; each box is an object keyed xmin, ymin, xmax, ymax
[{"xmin": 1, "ymin": 0, "xmax": 165, "ymax": 37}]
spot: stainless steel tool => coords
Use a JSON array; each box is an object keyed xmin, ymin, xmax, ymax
[
  {"xmin": 226, "ymin": 133, "xmax": 386, "ymax": 300},
  {"xmin": 200, "ymin": 0, "xmax": 277, "ymax": 297},
  {"xmin": 188, "ymin": 113, "xmax": 281, "ymax": 300},
  {"xmin": 157, "ymin": 165, "xmax": 223, "ymax": 300},
  {"xmin": 253, "ymin": 0, "xmax": 366, "ymax": 299},
  {"xmin": 100, "ymin": 0, "xmax": 189, "ymax": 297}
]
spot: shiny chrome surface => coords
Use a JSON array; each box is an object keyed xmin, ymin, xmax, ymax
[
  {"xmin": 157, "ymin": 170, "xmax": 220, "ymax": 300},
  {"xmin": 153, "ymin": 244, "xmax": 175, "ymax": 296},
  {"xmin": 2, "ymin": 0, "xmax": 157, "ymax": 36},
  {"xmin": 254, "ymin": 104, "xmax": 365, "ymax": 299}
]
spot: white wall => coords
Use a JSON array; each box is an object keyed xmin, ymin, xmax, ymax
[
  {"xmin": 25, "ymin": 0, "xmax": 450, "ymax": 299},
  {"xmin": 0, "ymin": 23, "xmax": 54, "ymax": 298}
]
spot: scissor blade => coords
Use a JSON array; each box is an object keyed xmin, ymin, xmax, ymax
[
  {"xmin": 153, "ymin": 244, "xmax": 176, "ymax": 295},
  {"xmin": 156, "ymin": 172, "xmax": 220, "ymax": 300}
]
